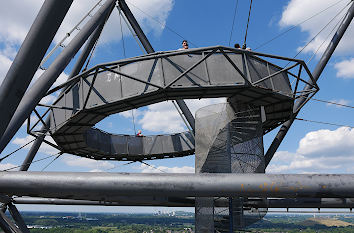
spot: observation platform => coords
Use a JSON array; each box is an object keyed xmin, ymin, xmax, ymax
[{"xmin": 35, "ymin": 46, "xmax": 315, "ymax": 161}]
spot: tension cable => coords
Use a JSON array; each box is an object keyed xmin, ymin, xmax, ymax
[
  {"xmin": 311, "ymin": 98, "xmax": 354, "ymax": 109},
  {"xmin": 138, "ymin": 160, "xmax": 166, "ymax": 173},
  {"xmin": 0, "ymin": 138, "xmax": 36, "ymax": 162},
  {"xmin": 119, "ymin": 5, "xmax": 127, "ymax": 58},
  {"xmin": 242, "ymin": 0, "xmax": 253, "ymax": 49},
  {"xmin": 125, "ymin": 0, "xmax": 199, "ymax": 48},
  {"xmin": 295, "ymin": 118, "xmax": 354, "ymax": 129},
  {"xmin": 228, "ymin": 0, "xmax": 239, "ymax": 46},
  {"xmin": 41, "ymin": 152, "xmax": 63, "ymax": 171},
  {"xmin": 283, "ymin": 2, "xmax": 349, "ymax": 68},
  {"xmin": 1, "ymin": 152, "xmax": 61, "ymax": 172}
]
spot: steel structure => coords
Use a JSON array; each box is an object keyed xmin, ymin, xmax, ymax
[
  {"xmin": 0, "ymin": 0, "xmax": 353, "ymax": 232},
  {"xmin": 28, "ymin": 46, "xmax": 315, "ymax": 161},
  {"xmin": 10, "ymin": 197, "xmax": 354, "ymax": 209},
  {"xmin": 1, "ymin": 173, "xmax": 354, "ymax": 199}
]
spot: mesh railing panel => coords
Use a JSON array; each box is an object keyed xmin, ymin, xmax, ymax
[{"xmin": 195, "ymin": 102, "xmax": 267, "ymax": 231}]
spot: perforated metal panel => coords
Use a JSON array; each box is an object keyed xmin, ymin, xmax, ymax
[{"xmin": 195, "ymin": 102, "xmax": 267, "ymax": 231}]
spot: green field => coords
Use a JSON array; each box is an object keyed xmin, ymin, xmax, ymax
[{"xmin": 8, "ymin": 211, "xmax": 354, "ymax": 232}]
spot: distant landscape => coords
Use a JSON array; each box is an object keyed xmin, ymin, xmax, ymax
[{"xmin": 4, "ymin": 211, "xmax": 353, "ymax": 232}]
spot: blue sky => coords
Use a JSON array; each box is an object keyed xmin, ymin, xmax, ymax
[{"xmin": 0, "ymin": 0, "xmax": 353, "ymax": 213}]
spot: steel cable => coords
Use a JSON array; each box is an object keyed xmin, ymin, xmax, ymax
[
  {"xmin": 242, "ymin": 0, "xmax": 253, "ymax": 49},
  {"xmin": 0, "ymin": 138, "xmax": 36, "ymax": 162},
  {"xmin": 228, "ymin": 0, "xmax": 239, "ymax": 46}
]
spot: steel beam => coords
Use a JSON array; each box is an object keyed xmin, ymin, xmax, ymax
[
  {"xmin": 11, "ymin": 196, "xmax": 354, "ymax": 210},
  {"xmin": 265, "ymin": 1, "xmax": 354, "ymax": 167},
  {"xmin": 0, "ymin": 216, "xmax": 13, "ymax": 233},
  {"xmin": 0, "ymin": 211, "xmax": 20, "ymax": 233},
  {"xmin": 1, "ymin": 173, "xmax": 354, "ymax": 199},
  {"xmin": 0, "ymin": 0, "xmax": 116, "ymax": 154},
  {"xmin": 118, "ymin": 0, "xmax": 154, "ymax": 53},
  {"xmin": 13, "ymin": 197, "xmax": 195, "ymax": 207},
  {"xmin": 20, "ymin": 6, "xmax": 112, "ymax": 171},
  {"xmin": 176, "ymin": 100, "xmax": 196, "ymax": 132},
  {"xmin": 7, "ymin": 203, "xmax": 29, "ymax": 233},
  {"xmin": 0, "ymin": 0, "xmax": 73, "ymax": 141},
  {"xmin": 245, "ymin": 198, "xmax": 354, "ymax": 209}
]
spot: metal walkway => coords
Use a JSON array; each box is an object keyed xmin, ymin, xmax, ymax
[{"xmin": 31, "ymin": 46, "xmax": 315, "ymax": 161}]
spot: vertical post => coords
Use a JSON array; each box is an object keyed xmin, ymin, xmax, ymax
[
  {"xmin": 0, "ymin": 0, "xmax": 73, "ymax": 141},
  {"xmin": 118, "ymin": 0, "xmax": 196, "ymax": 132},
  {"xmin": 265, "ymin": 2, "xmax": 354, "ymax": 167},
  {"xmin": 20, "ymin": 6, "xmax": 112, "ymax": 171},
  {"xmin": 228, "ymin": 198, "xmax": 233, "ymax": 232},
  {"xmin": 0, "ymin": 0, "xmax": 116, "ymax": 153}
]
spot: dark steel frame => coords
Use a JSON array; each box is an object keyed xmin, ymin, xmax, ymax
[
  {"xmin": 27, "ymin": 46, "xmax": 317, "ymax": 139},
  {"xmin": 0, "ymin": 1, "xmax": 353, "ymax": 232}
]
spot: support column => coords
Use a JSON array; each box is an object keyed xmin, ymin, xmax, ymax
[
  {"xmin": 0, "ymin": 0, "xmax": 116, "ymax": 153},
  {"xmin": 8, "ymin": 203, "xmax": 29, "ymax": 233},
  {"xmin": 195, "ymin": 102, "xmax": 265, "ymax": 232},
  {"xmin": 265, "ymin": 1, "xmax": 354, "ymax": 167},
  {"xmin": 0, "ymin": 215, "xmax": 13, "ymax": 233},
  {"xmin": 195, "ymin": 103, "xmax": 232, "ymax": 232},
  {"xmin": 0, "ymin": 211, "xmax": 21, "ymax": 233},
  {"xmin": 20, "ymin": 5, "xmax": 112, "ymax": 171},
  {"xmin": 0, "ymin": 0, "xmax": 73, "ymax": 141}
]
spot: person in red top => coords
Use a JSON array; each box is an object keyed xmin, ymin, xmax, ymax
[{"xmin": 136, "ymin": 130, "xmax": 143, "ymax": 136}]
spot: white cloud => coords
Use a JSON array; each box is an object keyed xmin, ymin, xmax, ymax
[
  {"xmin": 267, "ymin": 152, "xmax": 340, "ymax": 173},
  {"xmin": 89, "ymin": 169, "xmax": 104, "ymax": 172},
  {"xmin": 334, "ymin": 58, "xmax": 354, "ymax": 78},
  {"xmin": 21, "ymin": 115, "xmax": 39, "ymax": 128},
  {"xmin": 138, "ymin": 101, "xmax": 185, "ymax": 133},
  {"xmin": 53, "ymin": 72, "xmax": 69, "ymax": 87},
  {"xmin": 100, "ymin": 0, "xmax": 174, "ymax": 43},
  {"xmin": 186, "ymin": 98, "xmax": 226, "ymax": 116},
  {"xmin": 326, "ymin": 99, "xmax": 350, "ymax": 108},
  {"xmin": 0, "ymin": 0, "xmax": 43, "ymax": 44},
  {"xmin": 267, "ymin": 127, "xmax": 354, "ymax": 173},
  {"xmin": 0, "ymin": 0, "xmax": 174, "ymax": 46},
  {"xmin": 0, "ymin": 0, "xmax": 174, "ymax": 86},
  {"xmin": 137, "ymin": 163, "xmax": 194, "ymax": 173},
  {"xmin": 297, "ymin": 127, "xmax": 354, "ymax": 157},
  {"xmin": 12, "ymin": 135, "xmax": 59, "ymax": 155},
  {"xmin": 11, "ymin": 136, "xmax": 115, "ymax": 171},
  {"xmin": 280, "ymin": 0, "xmax": 354, "ymax": 56},
  {"xmin": 39, "ymin": 95, "xmax": 57, "ymax": 105},
  {"xmin": 0, "ymin": 163, "xmax": 18, "ymax": 171},
  {"xmin": 0, "ymin": 53, "xmax": 12, "ymax": 84},
  {"xmin": 32, "ymin": 69, "xmax": 68, "ymax": 88},
  {"xmin": 62, "ymin": 154, "xmax": 114, "ymax": 170},
  {"xmin": 136, "ymin": 98, "xmax": 225, "ymax": 134},
  {"xmin": 120, "ymin": 109, "xmax": 143, "ymax": 119}
]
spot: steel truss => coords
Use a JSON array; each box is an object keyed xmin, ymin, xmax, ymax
[
  {"xmin": 27, "ymin": 46, "xmax": 317, "ymax": 161},
  {"xmin": 0, "ymin": 0, "xmax": 353, "ymax": 232}
]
